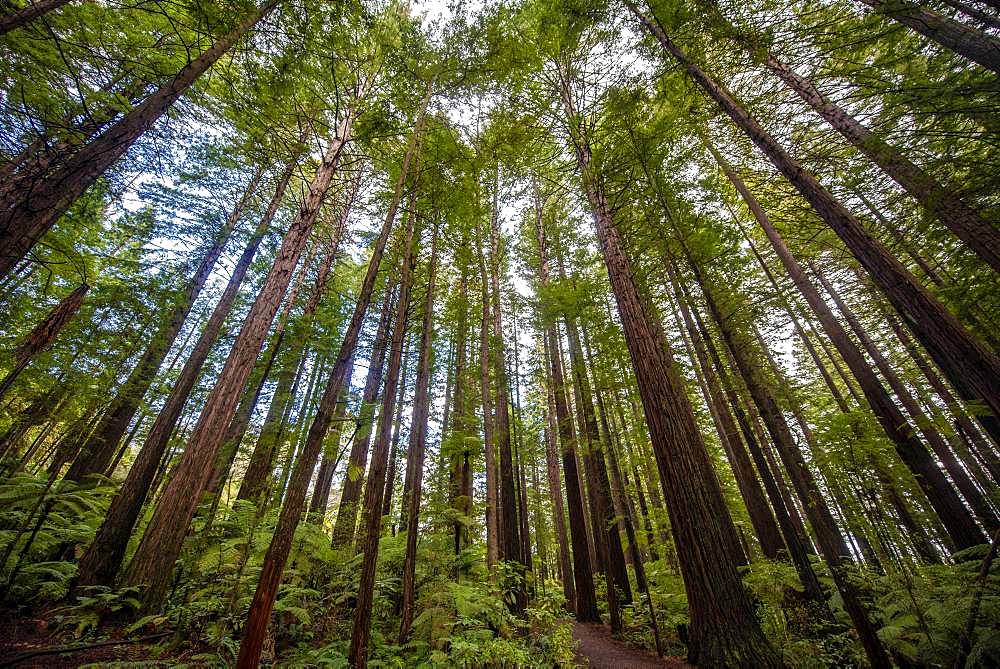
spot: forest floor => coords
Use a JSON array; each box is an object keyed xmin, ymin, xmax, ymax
[{"xmin": 572, "ymin": 622, "xmax": 690, "ymax": 668}]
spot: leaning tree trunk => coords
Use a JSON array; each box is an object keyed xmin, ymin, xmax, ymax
[
  {"xmin": 65, "ymin": 169, "xmax": 262, "ymax": 481},
  {"xmin": 688, "ymin": 247, "xmax": 890, "ymax": 668},
  {"xmin": 811, "ymin": 264, "xmax": 997, "ymax": 538},
  {"xmin": 557, "ymin": 49, "xmax": 779, "ymax": 657},
  {"xmin": 398, "ymin": 223, "xmax": 439, "ymax": 643},
  {"xmin": 74, "ymin": 160, "xmax": 295, "ymax": 588},
  {"xmin": 0, "ymin": 282, "xmax": 88, "ymax": 401},
  {"xmin": 858, "ymin": 0, "xmax": 1000, "ymax": 75},
  {"xmin": 756, "ymin": 50, "xmax": 1000, "ymax": 272},
  {"xmin": 0, "ymin": 0, "xmax": 281, "ymax": 278},
  {"xmin": 709, "ymin": 145, "xmax": 987, "ymax": 550},
  {"xmin": 631, "ymin": 5, "xmax": 1000, "ymax": 444},
  {"xmin": 0, "ymin": 0, "xmax": 75, "ymax": 35},
  {"xmin": 124, "ymin": 117, "xmax": 353, "ymax": 611},
  {"xmin": 236, "ymin": 81, "xmax": 429, "ymax": 669},
  {"xmin": 330, "ymin": 285, "xmax": 395, "ymax": 546}
]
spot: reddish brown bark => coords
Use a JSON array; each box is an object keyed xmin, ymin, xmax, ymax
[
  {"xmin": 0, "ymin": 282, "xmax": 88, "ymax": 401},
  {"xmin": 65, "ymin": 169, "xmax": 263, "ymax": 482},
  {"xmin": 124, "ymin": 118, "xmax": 353, "ymax": 611},
  {"xmin": 631, "ymin": 5, "xmax": 1000, "ymax": 448},
  {"xmin": 0, "ymin": 0, "xmax": 280, "ymax": 278},
  {"xmin": 398, "ymin": 223, "xmax": 439, "ymax": 643},
  {"xmin": 74, "ymin": 163, "xmax": 292, "ymax": 587},
  {"xmin": 347, "ymin": 194, "xmax": 418, "ymax": 669}
]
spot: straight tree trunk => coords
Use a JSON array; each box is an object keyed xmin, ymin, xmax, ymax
[
  {"xmin": 535, "ymin": 206, "xmax": 599, "ymax": 622},
  {"xmin": 631, "ymin": 5, "xmax": 1000, "ymax": 442},
  {"xmin": 0, "ymin": 0, "xmax": 281, "ymax": 277},
  {"xmin": 124, "ymin": 116, "xmax": 354, "ymax": 611},
  {"xmin": 347, "ymin": 190, "xmax": 419, "ymax": 669},
  {"xmin": 0, "ymin": 282, "xmax": 88, "ymax": 401},
  {"xmin": 449, "ymin": 232, "xmax": 472, "ymax": 556},
  {"xmin": 709, "ymin": 145, "xmax": 987, "ymax": 550},
  {"xmin": 477, "ymin": 221, "xmax": 500, "ymax": 569},
  {"xmin": 486, "ymin": 191, "xmax": 526, "ymax": 609},
  {"xmin": 542, "ymin": 335, "xmax": 575, "ymax": 610},
  {"xmin": 398, "ymin": 222, "xmax": 439, "ymax": 643}
]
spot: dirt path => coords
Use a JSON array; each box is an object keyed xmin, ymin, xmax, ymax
[{"xmin": 572, "ymin": 623, "xmax": 690, "ymax": 668}]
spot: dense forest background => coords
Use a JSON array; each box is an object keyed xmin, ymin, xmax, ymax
[{"xmin": 1, "ymin": 0, "xmax": 999, "ymax": 666}]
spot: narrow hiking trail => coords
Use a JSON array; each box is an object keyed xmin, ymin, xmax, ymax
[{"xmin": 572, "ymin": 622, "xmax": 690, "ymax": 668}]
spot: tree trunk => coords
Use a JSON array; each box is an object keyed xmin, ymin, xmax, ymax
[
  {"xmin": 330, "ymin": 284, "xmax": 395, "ymax": 546},
  {"xmin": 346, "ymin": 189, "xmax": 418, "ymax": 669},
  {"xmin": 0, "ymin": 0, "xmax": 75, "ymax": 35},
  {"xmin": 124, "ymin": 117, "xmax": 353, "ymax": 611},
  {"xmin": 476, "ymin": 218, "xmax": 500, "ymax": 570},
  {"xmin": 858, "ymin": 0, "xmax": 1000, "ymax": 74},
  {"xmin": 74, "ymin": 163, "xmax": 292, "ymax": 587},
  {"xmin": 710, "ymin": 144, "xmax": 987, "ymax": 550},
  {"xmin": 235, "ymin": 92, "xmax": 422, "ymax": 666},
  {"xmin": 486, "ymin": 188, "xmax": 526, "ymax": 609},
  {"xmin": 0, "ymin": 282, "xmax": 88, "ymax": 401},
  {"xmin": 542, "ymin": 335, "xmax": 575, "ymax": 611},
  {"xmin": 811, "ymin": 265, "xmax": 996, "ymax": 538},
  {"xmin": 66, "ymin": 170, "xmax": 262, "ymax": 481},
  {"xmin": 535, "ymin": 205, "xmax": 599, "ymax": 622},
  {"xmin": 449, "ymin": 231, "xmax": 472, "ymax": 556},
  {"xmin": 688, "ymin": 248, "xmax": 890, "ymax": 667},
  {"xmin": 398, "ymin": 222, "xmax": 439, "ymax": 643},
  {"xmin": 750, "ymin": 41, "xmax": 1000, "ymax": 271},
  {"xmin": 0, "ymin": 0, "xmax": 280, "ymax": 278},
  {"xmin": 632, "ymin": 5, "xmax": 1000, "ymax": 443}
]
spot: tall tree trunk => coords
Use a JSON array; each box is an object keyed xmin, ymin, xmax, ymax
[
  {"xmin": 477, "ymin": 220, "xmax": 499, "ymax": 569},
  {"xmin": 124, "ymin": 115, "xmax": 354, "ymax": 611},
  {"xmin": 0, "ymin": 0, "xmax": 281, "ymax": 277},
  {"xmin": 689, "ymin": 249, "xmax": 890, "ymax": 667},
  {"xmin": 631, "ymin": 5, "xmax": 1000, "ymax": 440},
  {"xmin": 0, "ymin": 0, "xmax": 74, "ymax": 34},
  {"xmin": 535, "ymin": 205, "xmax": 598, "ymax": 622},
  {"xmin": 347, "ymin": 188, "xmax": 418, "ymax": 669},
  {"xmin": 0, "ymin": 282, "xmax": 88, "ymax": 401},
  {"xmin": 811, "ymin": 265, "xmax": 997, "ymax": 536},
  {"xmin": 235, "ymin": 85, "xmax": 426, "ymax": 667},
  {"xmin": 74, "ymin": 163, "xmax": 293, "ymax": 587},
  {"xmin": 858, "ymin": 0, "xmax": 1000, "ymax": 74},
  {"xmin": 331, "ymin": 284, "xmax": 395, "ymax": 546},
  {"xmin": 449, "ymin": 231, "xmax": 472, "ymax": 556},
  {"xmin": 710, "ymin": 145, "xmax": 987, "ymax": 550},
  {"xmin": 542, "ymin": 338, "xmax": 575, "ymax": 610},
  {"xmin": 398, "ymin": 222, "xmax": 439, "ymax": 643},
  {"xmin": 65, "ymin": 171, "xmax": 263, "ymax": 481},
  {"xmin": 667, "ymin": 287, "xmax": 785, "ymax": 560},
  {"xmin": 486, "ymin": 189, "xmax": 526, "ymax": 610},
  {"xmin": 725, "ymin": 22, "xmax": 1000, "ymax": 270}
]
